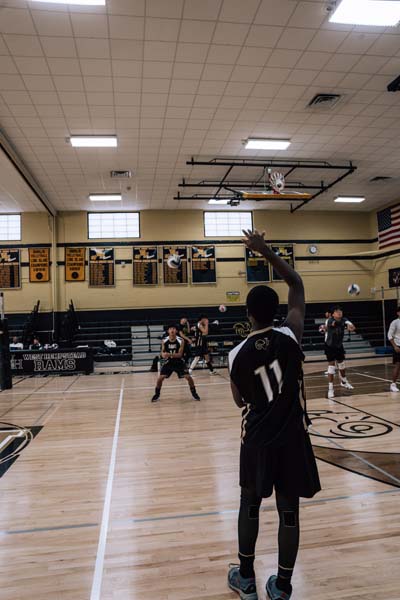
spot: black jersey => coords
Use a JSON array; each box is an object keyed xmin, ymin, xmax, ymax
[
  {"xmin": 229, "ymin": 326, "xmax": 308, "ymax": 449},
  {"xmin": 325, "ymin": 317, "xmax": 352, "ymax": 348},
  {"xmin": 194, "ymin": 323, "xmax": 207, "ymax": 347},
  {"xmin": 163, "ymin": 336, "xmax": 184, "ymax": 359}
]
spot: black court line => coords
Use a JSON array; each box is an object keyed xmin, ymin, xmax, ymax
[
  {"xmin": 0, "ymin": 379, "xmax": 52, "ymax": 419},
  {"xmin": 326, "ymin": 395, "xmax": 400, "ymax": 429}
]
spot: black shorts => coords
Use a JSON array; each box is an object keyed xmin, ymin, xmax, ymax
[
  {"xmin": 160, "ymin": 359, "xmax": 188, "ymax": 379},
  {"xmin": 324, "ymin": 344, "xmax": 345, "ymax": 363},
  {"xmin": 193, "ymin": 340, "xmax": 209, "ymax": 357},
  {"xmin": 240, "ymin": 426, "xmax": 321, "ymax": 499},
  {"xmin": 393, "ymin": 351, "xmax": 400, "ymax": 364}
]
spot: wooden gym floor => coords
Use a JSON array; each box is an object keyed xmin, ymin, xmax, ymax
[{"xmin": 0, "ymin": 358, "xmax": 399, "ymax": 599}]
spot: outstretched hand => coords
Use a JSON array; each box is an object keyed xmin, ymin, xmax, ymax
[{"xmin": 242, "ymin": 229, "xmax": 267, "ymax": 254}]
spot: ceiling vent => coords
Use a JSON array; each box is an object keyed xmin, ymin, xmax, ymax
[
  {"xmin": 110, "ymin": 170, "xmax": 132, "ymax": 178},
  {"xmin": 370, "ymin": 176, "xmax": 392, "ymax": 182},
  {"xmin": 307, "ymin": 93, "xmax": 342, "ymax": 109}
]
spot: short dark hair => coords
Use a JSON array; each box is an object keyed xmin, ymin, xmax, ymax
[
  {"xmin": 332, "ymin": 305, "xmax": 343, "ymax": 313},
  {"xmin": 396, "ymin": 306, "xmax": 400, "ymax": 312},
  {"xmin": 246, "ymin": 285, "xmax": 279, "ymax": 325},
  {"xmin": 199, "ymin": 314, "xmax": 208, "ymax": 320},
  {"xmin": 167, "ymin": 325, "xmax": 177, "ymax": 331}
]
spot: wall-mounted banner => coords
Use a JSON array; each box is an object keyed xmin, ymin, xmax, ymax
[
  {"xmin": 245, "ymin": 247, "xmax": 270, "ymax": 283},
  {"xmin": 65, "ymin": 247, "xmax": 86, "ymax": 282},
  {"xmin": 191, "ymin": 245, "xmax": 216, "ymax": 284},
  {"xmin": 226, "ymin": 291, "xmax": 241, "ymax": 302},
  {"xmin": 29, "ymin": 247, "xmax": 50, "ymax": 282},
  {"xmin": 271, "ymin": 245, "xmax": 295, "ymax": 281},
  {"xmin": 389, "ymin": 267, "xmax": 400, "ymax": 288},
  {"xmin": 133, "ymin": 246, "xmax": 158, "ymax": 285},
  {"xmin": 0, "ymin": 249, "xmax": 20, "ymax": 289},
  {"xmin": 89, "ymin": 247, "xmax": 115, "ymax": 287},
  {"xmin": 163, "ymin": 246, "xmax": 188, "ymax": 284}
]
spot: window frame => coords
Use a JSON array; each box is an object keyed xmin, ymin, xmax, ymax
[
  {"xmin": 0, "ymin": 213, "xmax": 21, "ymax": 241},
  {"xmin": 203, "ymin": 210, "xmax": 253, "ymax": 238},
  {"xmin": 87, "ymin": 211, "xmax": 140, "ymax": 240}
]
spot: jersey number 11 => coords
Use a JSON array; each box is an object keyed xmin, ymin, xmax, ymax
[{"xmin": 255, "ymin": 360, "xmax": 283, "ymax": 403}]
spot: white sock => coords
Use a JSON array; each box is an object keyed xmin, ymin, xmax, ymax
[{"xmin": 329, "ymin": 382, "xmax": 334, "ymax": 389}]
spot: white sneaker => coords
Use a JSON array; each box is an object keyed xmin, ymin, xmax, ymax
[
  {"xmin": 328, "ymin": 388, "xmax": 335, "ymax": 399},
  {"xmin": 324, "ymin": 371, "xmax": 329, "ymax": 376},
  {"xmin": 210, "ymin": 370, "xmax": 217, "ymax": 375},
  {"xmin": 188, "ymin": 368, "xmax": 193, "ymax": 375},
  {"xmin": 390, "ymin": 383, "xmax": 399, "ymax": 392},
  {"xmin": 340, "ymin": 380, "xmax": 354, "ymax": 390}
]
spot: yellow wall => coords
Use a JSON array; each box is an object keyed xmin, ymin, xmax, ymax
[{"xmin": 0, "ymin": 209, "xmax": 388, "ymax": 312}]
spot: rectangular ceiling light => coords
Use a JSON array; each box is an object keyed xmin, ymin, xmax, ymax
[
  {"xmin": 335, "ymin": 196, "xmax": 365, "ymax": 203},
  {"xmin": 70, "ymin": 136, "xmax": 117, "ymax": 147},
  {"xmin": 208, "ymin": 199, "xmax": 230, "ymax": 204},
  {"xmin": 329, "ymin": 0, "xmax": 400, "ymax": 26},
  {"xmin": 245, "ymin": 138, "xmax": 291, "ymax": 150},
  {"xmin": 89, "ymin": 194, "xmax": 122, "ymax": 202},
  {"xmin": 31, "ymin": 0, "xmax": 105, "ymax": 5}
]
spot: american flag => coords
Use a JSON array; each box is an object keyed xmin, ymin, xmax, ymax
[{"xmin": 377, "ymin": 203, "xmax": 400, "ymax": 249}]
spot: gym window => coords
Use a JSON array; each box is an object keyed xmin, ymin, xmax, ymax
[
  {"xmin": 0, "ymin": 214, "xmax": 21, "ymax": 241},
  {"xmin": 204, "ymin": 211, "xmax": 253, "ymax": 237},
  {"xmin": 88, "ymin": 212, "xmax": 140, "ymax": 239}
]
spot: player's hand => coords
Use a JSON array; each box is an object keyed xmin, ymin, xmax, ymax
[
  {"xmin": 395, "ymin": 346, "xmax": 400, "ymax": 353},
  {"xmin": 242, "ymin": 229, "xmax": 267, "ymax": 254}
]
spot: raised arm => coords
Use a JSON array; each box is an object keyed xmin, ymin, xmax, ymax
[{"xmin": 243, "ymin": 229, "xmax": 305, "ymax": 342}]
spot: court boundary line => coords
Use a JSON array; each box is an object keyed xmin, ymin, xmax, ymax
[{"xmin": 90, "ymin": 378, "xmax": 125, "ymax": 600}]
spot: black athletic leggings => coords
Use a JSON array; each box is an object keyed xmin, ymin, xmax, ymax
[{"xmin": 238, "ymin": 487, "xmax": 300, "ymax": 576}]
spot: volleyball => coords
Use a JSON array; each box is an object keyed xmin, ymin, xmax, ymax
[
  {"xmin": 167, "ymin": 254, "xmax": 181, "ymax": 269},
  {"xmin": 348, "ymin": 283, "xmax": 360, "ymax": 296},
  {"xmin": 219, "ymin": 304, "xmax": 227, "ymax": 312}
]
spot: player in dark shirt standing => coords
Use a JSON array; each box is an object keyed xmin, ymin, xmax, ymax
[
  {"xmin": 178, "ymin": 317, "xmax": 192, "ymax": 365},
  {"xmin": 325, "ymin": 306, "xmax": 355, "ymax": 399},
  {"xmin": 227, "ymin": 230, "xmax": 320, "ymax": 600},
  {"xmin": 151, "ymin": 325, "xmax": 200, "ymax": 402},
  {"xmin": 189, "ymin": 315, "xmax": 216, "ymax": 375}
]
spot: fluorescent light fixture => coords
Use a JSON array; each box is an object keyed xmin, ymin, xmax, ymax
[
  {"xmin": 89, "ymin": 194, "xmax": 122, "ymax": 201},
  {"xmin": 31, "ymin": 0, "xmax": 105, "ymax": 4},
  {"xmin": 329, "ymin": 0, "xmax": 400, "ymax": 26},
  {"xmin": 245, "ymin": 138, "xmax": 291, "ymax": 150},
  {"xmin": 70, "ymin": 136, "xmax": 117, "ymax": 147},
  {"xmin": 208, "ymin": 199, "xmax": 230, "ymax": 205},
  {"xmin": 335, "ymin": 196, "xmax": 365, "ymax": 203}
]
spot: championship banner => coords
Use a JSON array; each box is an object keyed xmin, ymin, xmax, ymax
[
  {"xmin": 388, "ymin": 267, "xmax": 400, "ymax": 288},
  {"xmin": 89, "ymin": 247, "xmax": 115, "ymax": 287},
  {"xmin": 271, "ymin": 245, "xmax": 295, "ymax": 281},
  {"xmin": 163, "ymin": 246, "xmax": 188, "ymax": 284},
  {"xmin": 29, "ymin": 247, "xmax": 50, "ymax": 282},
  {"xmin": 191, "ymin": 245, "xmax": 216, "ymax": 284},
  {"xmin": 0, "ymin": 249, "xmax": 20, "ymax": 289},
  {"xmin": 65, "ymin": 247, "xmax": 85, "ymax": 282},
  {"xmin": 245, "ymin": 247, "xmax": 270, "ymax": 283},
  {"xmin": 133, "ymin": 247, "xmax": 158, "ymax": 285}
]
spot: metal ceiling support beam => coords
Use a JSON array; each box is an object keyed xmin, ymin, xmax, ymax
[
  {"xmin": 173, "ymin": 192, "xmax": 304, "ymax": 202},
  {"xmin": 186, "ymin": 157, "xmax": 351, "ymax": 170},
  {"xmin": 179, "ymin": 181, "xmax": 322, "ymax": 190}
]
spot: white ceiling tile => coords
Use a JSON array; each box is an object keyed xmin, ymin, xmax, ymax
[
  {"xmin": 246, "ymin": 25, "xmax": 282, "ymax": 48},
  {"xmin": 230, "ymin": 65, "xmax": 262, "ymax": 82},
  {"xmin": 219, "ymin": 0, "xmax": 260, "ymax": 23},
  {"xmin": 190, "ymin": 107, "xmax": 215, "ymax": 119},
  {"xmin": 252, "ymin": 83, "xmax": 281, "ymax": 97},
  {"xmin": 76, "ymin": 38, "xmax": 110, "ymax": 59},
  {"xmin": 47, "ymin": 57, "xmax": 81, "ymax": 76},
  {"xmin": 143, "ymin": 61, "xmax": 174, "ymax": 78},
  {"xmin": 288, "ymin": 2, "xmax": 326, "ymax": 28},
  {"xmin": 267, "ymin": 49, "xmax": 302, "ymax": 68},
  {"xmin": 338, "ymin": 72, "xmax": 371, "ymax": 88},
  {"xmin": 295, "ymin": 51, "xmax": 330, "ymax": 70},
  {"xmin": 338, "ymin": 32, "xmax": 379, "ymax": 54},
  {"xmin": 14, "ymin": 56, "xmax": 49, "ymax": 75},
  {"xmin": 175, "ymin": 42, "xmax": 209, "ymax": 63},
  {"xmin": 111, "ymin": 60, "xmax": 142, "ymax": 77},
  {"xmin": 367, "ymin": 34, "xmax": 400, "ymax": 57},
  {"xmin": 113, "ymin": 77, "xmax": 141, "ymax": 92},
  {"xmin": 219, "ymin": 95, "xmax": 246, "ymax": 109},
  {"xmin": 143, "ymin": 41, "xmax": 176, "ymax": 61},
  {"xmin": 212, "ymin": 22, "xmax": 249, "ymax": 45},
  {"xmin": 0, "ymin": 8, "xmax": 35, "ymax": 35},
  {"xmin": 143, "ymin": 92, "xmax": 169, "ymax": 105},
  {"xmin": 207, "ymin": 44, "xmax": 240, "ymax": 65},
  {"xmin": 170, "ymin": 79, "xmax": 199, "ymax": 94},
  {"xmin": 147, "ymin": 0, "xmax": 183, "ymax": 18},
  {"xmin": 0, "ymin": 55, "xmax": 17, "ymax": 73},
  {"xmin": 277, "ymin": 28, "xmax": 316, "ymax": 51},
  {"xmin": 285, "ymin": 69, "xmax": 317, "ymax": 85},
  {"xmin": 107, "ymin": 0, "xmax": 145, "ymax": 15},
  {"xmin": 237, "ymin": 46, "xmax": 272, "ymax": 67},
  {"xmin": 193, "ymin": 94, "xmax": 220, "ymax": 107},
  {"xmin": 29, "ymin": 90, "xmax": 59, "ymax": 104},
  {"xmin": 32, "ymin": 10, "xmax": 73, "ymax": 36},
  {"xmin": 180, "ymin": 20, "xmax": 215, "ymax": 44},
  {"xmin": 142, "ymin": 78, "xmax": 170, "ymax": 93},
  {"xmin": 379, "ymin": 57, "xmax": 400, "ymax": 76},
  {"xmin": 145, "ymin": 18, "xmax": 180, "ymax": 42},
  {"xmin": 308, "ymin": 30, "xmax": 348, "ymax": 53},
  {"xmin": 70, "ymin": 14, "xmax": 108, "ymax": 38},
  {"xmin": 113, "ymin": 92, "xmax": 141, "ymax": 105},
  {"xmin": 311, "ymin": 71, "xmax": 344, "ymax": 86},
  {"xmin": 9, "ymin": 104, "xmax": 36, "ymax": 117},
  {"xmin": 80, "ymin": 59, "xmax": 112, "ymax": 77},
  {"xmin": 0, "ymin": 37, "xmax": 8, "ymax": 56},
  {"xmin": 53, "ymin": 76, "xmax": 84, "ymax": 92},
  {"xmin": 114, "ymin": 105, "xmax": 140, "ymax": 117},
  {"xmin": 86, "ymin": 92, "xmax": 114, "ymax": 105},
  {"xmin": 62, "ymin": 105, "xmax": 89, "ymax": 118},
  {"xmin": 325, "ymin": 53, "xmax": 360, "ymax": 72},
  {"xmin": 363, "ymin": 74, "xmax": 391, "ymax": 91},
  {"xmin": 41, "ymin": 37, "xmax": 76, "ymax": 58},
  {"xmin": 3, "ymin": 34, "xmax": 43, "ymax": 57},
  {"xmin": 202, "ymin": 63, "xmax": 232, "ymax": 81},
  {"xmin": 35, "ymin": 104, "xmax": 63, "ymax": 117},
  {"xmin": 198, "ymin": 80, "xmax": 227, "ymax": 94},
  {"xmin": 244, "ymin": 96, "xmax": 271, "ymax": 109},
  {"xmin": 172, "ymin": 62, "xmax": 203, "ymax": 79},
  {"xmin": 0, "ymin": 74, "xmax": 25, "ymax": 90},
  {"xmin": 84, "ymin": 76, "xmax": 113, "ymax": 92},
  {"xmin": 275, "ymin": 84, "xmax": 307, "ymax": 99},
  {"xmin": 254, "ymin": 0, "xmax": 297, "ymax": 26},
  {"xmin": 183, "ymin": 0, "xmax": 222, "ymax": 20}
]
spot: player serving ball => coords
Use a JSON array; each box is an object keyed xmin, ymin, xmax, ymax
[
  {"xmin": 325, "ymin": 306, "xmax": 356, "ymax": 399},
  {"xmin": 228, "ymin": 229, "xmax": 320, "ymax": 600},
  {"xmin": 151, "ymin": 325, "xmax": 200, "ymax": 402}
]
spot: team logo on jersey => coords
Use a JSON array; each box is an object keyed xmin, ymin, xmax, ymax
[
  {"xmin": 255, "ymin": 338, "xmax": 269, "ymax": 350},
  {"xmin": 234, "ymin": 322, "xmax": 251, "ymax": 338}
]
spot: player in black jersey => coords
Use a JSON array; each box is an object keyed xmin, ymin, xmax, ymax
[
  {"xmin": 227, "ymin": 230, "xmax": 320, "ymax": 600},
  {"xmin": 325, "ymin": 306, "xmax": 355, "ymax": 399},
  {"xmin": 151, "ymin": 325, "xmax": 200, "ymax": 402},
  {"xmin": 178, "ymin": 317, "xmax": 192, "ymax": 365},
  {"xmin": 189, "ymin": 315, "xmax": 216, "ymax": 375}
]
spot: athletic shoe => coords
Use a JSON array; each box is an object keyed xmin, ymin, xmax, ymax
[
  {"xmin": 324, "ymin": 371, "xmax": 329, "ymax": 376},
  {"xmin": 266, "ymin": 575, "xmax": 291, "ymax": 599},
  {"xmin": 340, "ymin": 381, "xmax": 354, "ymax": 390},
  {"xmin": 227, "ymin": 564, "xmax": 258, "ymax": 600},
  {"xmin": 188, "ymin": 368, "xmax": 193, "ymax": 375},
  {"xmin": 210, "ymin": 370, "xmax": 217, "ymax": 375},
  {"xmin": 151, "ymin": 393, "xmax": 160, "ymax": 402},
  {"xmin": 390, "ymin": 383, "xmax": 399, "ymax": 392},
  {"xmin": 191, "ymin": 389, "xmax": 200, "ymax": 401},
  {"xmin": 328, "ymin": 388, "xmax": 335, "ymax": 399}
]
